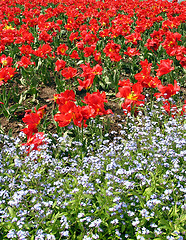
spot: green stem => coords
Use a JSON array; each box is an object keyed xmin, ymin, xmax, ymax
[
  {"xmin": 81, "ymin": 123, "xmax": 84, "ymax": 160},
  {"xmin": 150, "ymin": 87, "xmax": 154, "ymax": 110}
]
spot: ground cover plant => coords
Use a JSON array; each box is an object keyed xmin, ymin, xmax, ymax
[{"xmin": 0, "ymin": 0, "xmax": 185, "ymax": 239}]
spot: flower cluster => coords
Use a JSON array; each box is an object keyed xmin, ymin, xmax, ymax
[
  {"xmin": 0, "ymin": 54, "xmax": 16, "ymax": 86},
  {"xmin": 54, "ymin": 89, "xmax": 113, "ymax": 128},
  {"xmin": 116, "ymin": 58, "xmax": 184, "ymax": 115},
  {"xmin": 116, "ymin": 80, "xmax": 145, "ymax": 115},
  {"xmin": 21, "ymin": 105, "xmax": 47, "ymax": 153}
]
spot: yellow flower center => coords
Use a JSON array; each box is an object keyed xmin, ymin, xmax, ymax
[
  {"xmin": 60, "ymin": 48, "xmax": 66, "ymax": 53},
  {"xmin": 1, "ymin": 59, "xmax": 7, "ymax": 66},
  {"xmin": 3, "ymin": 25, "xmax": 15, "ymax": 30},
  {"xmin": 127, "ymin": 91, "xmax": 138, "ymax": 100}
]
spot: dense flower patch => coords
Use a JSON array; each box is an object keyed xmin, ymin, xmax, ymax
[
  {"xmin": 0, "ymin": 0, "xmax": 185, "ymax": 239},
  {"xmin": 0, "ymin": 111, "xmax": 185, "ymax": 240}
]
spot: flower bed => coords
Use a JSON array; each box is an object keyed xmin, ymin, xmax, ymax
[{"xmin": 0, "ymin": 0, "xmax": 185, "ymax": 239}]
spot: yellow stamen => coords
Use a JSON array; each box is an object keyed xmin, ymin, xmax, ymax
[
  {"xmin": 3, "ymin": 25, "xmax": 15, "ymax": 30},
  {"xmin": 127, "ymin": 91, "xmax": 138, "ymax": 100}
]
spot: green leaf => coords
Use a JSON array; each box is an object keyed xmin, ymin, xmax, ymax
[
  {"xmin": 158, "ymin": 218, "xmax": 171, "ymax": 230},
  {"xmin": 9, "ymin": 103, "xmax": 20, "ymax": 113},
  {"xmin": 178, "ymin": 214, "xmax": 186, "ymax": 223},
  {"xmin": 143, "ymin": 187, "xmax": 154, "ymax": 201},
  {"xmin": 103, "ymin": 76, "xmax": 112, "ymax": 85},
  {"xmin": 2, "ymin": 108, "xmax": 10, "ymax": 118},
  {"xmin": 121, "ymin": 223, "xmax": 126, "ymax": 233},
  {"xmin": 52, "ymin": 201, "xmax": 57, "ymax": 209},
  {"xmin": 77, "ymin": 60, "xmax": 84, "ymax": 65},
  {"xmin": 31, "ymin": 235, "xmax": 35, "ymax": 240},
  {"xmin": 19, "ymin": 93, "xmax": 26, "ymax": 104},
  {"xmin": 99, "ymin": 81, "xmax": 106, "ymax": 89},
  {"xmin": 8, "ymin": 207, "xmax": 16, "ymax": 218},
  {"xmin": 169, "ymin": 204, "xmax": 179, "ymax": 218}
]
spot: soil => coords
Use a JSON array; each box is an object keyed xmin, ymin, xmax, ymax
[{"xmin": 0, "ymin": 79, "xmax": 125, "ymax": 138}]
